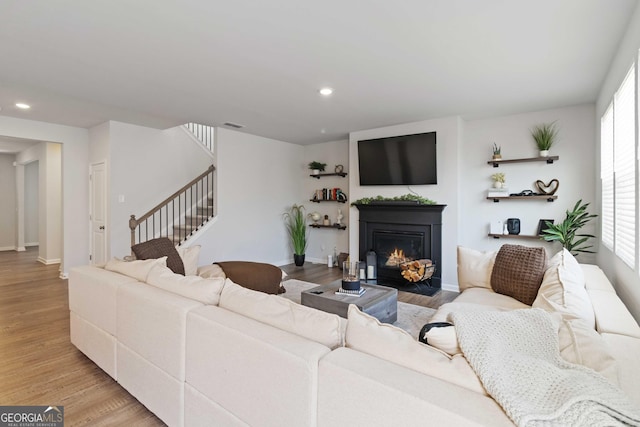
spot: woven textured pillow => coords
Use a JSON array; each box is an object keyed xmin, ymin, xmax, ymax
[
  {"xmin": 131, "ymin": 237, "xmax": 185, "ymax": 275},
  {"xmin": 490, "ymin": 244, "xmax": 546, "ymax": 305}
]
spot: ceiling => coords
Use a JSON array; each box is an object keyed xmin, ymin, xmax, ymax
[{"xmin": 0, "ymin": 0, "xmax": 636, "ymax": 145}]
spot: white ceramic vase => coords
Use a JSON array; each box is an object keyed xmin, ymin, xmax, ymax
[
  {"xmin": 493, "ymin": 181, "xmax": 503, "ymax": 189},
  {"xmin": 539, "ymin": 150, "xmax": 549, "ymax": 157}
]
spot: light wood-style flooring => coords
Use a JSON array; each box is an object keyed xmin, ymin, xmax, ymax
[{"xmin": 0, "ymin": 249, "xmax": 456, "ymax": 426}]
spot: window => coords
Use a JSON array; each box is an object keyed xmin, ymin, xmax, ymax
[{"xmin": 601, "ymin": 64, "xmax": 637, "ymax": 268}]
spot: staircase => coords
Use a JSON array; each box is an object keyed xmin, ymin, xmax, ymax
[
  {"xmin": 129, "ymin": 165, "xmax": 215, "ymax": 248},
  {"xmin": 129, "ymin": 123, "xmax": 216, "ymax": 249}
]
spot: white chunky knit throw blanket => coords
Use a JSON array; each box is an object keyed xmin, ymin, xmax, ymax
[{"xmin": 450, "ymin": 308, "xmax": 640, "ymax": 427}]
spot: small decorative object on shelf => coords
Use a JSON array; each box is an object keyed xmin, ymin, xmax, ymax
[
  {"xmin": 308, "ymin": 161, "xmax": 327, "ymax": 175},
  {"xmin": 308, "ymin": 211, "xmax": 321, "ymax": 224},
  {"xmin": 531, "ymin": 121, "xmax": 558, "ymax": 157},
  {"xmin": 334, "ymin": 164, "xmax": 344, "ymax": 173},
  {"xmin": 535, "ymin": 179, "xmax": 559, "ymax": 196},
  {"xmin": 336, "ymin": 208, "xmax": 344, "ymax": 225},
  {"xmin": 491, "ymin": 172, "xmax": 506, "ymax": 189},
  {"xmin": 492, "ymin": 143, "xmax": 502, "ymax": 160},
  {"xmin": 490, "ymin": 220, "xmax": 504, "ymax": 234},
  {"xmin": 507, "ymin": 218, "xmax": 521, "ymax": 235},
  {"xmin": 537, "ymin": 219, "xmax": 554, "ymax": 236},
  {"xmin": 323, "ymin": 215, "xmax": 330, "ymax": 226}
]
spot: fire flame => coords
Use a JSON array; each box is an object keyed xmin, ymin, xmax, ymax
[{"xmin": 386, "ymin": 248, "xmax": 411, "ymax": 267}]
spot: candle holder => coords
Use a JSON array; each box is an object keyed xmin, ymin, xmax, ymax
[{"xmin": 342, "ymin": 261, "xmax": 361, "ymax": 291}]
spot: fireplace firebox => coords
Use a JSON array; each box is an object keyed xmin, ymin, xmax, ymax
[{"xmin": 354, "ymin": 203, "xmax": 446, "ymax": 296}]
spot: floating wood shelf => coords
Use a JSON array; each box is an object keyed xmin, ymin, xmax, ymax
[
  {"xmin": 309, "ymin": 223, "xmax": 347, "ymax": 230},
  {"xmin": 488, "ymin": 233, "xmax": 545, "ymax": 240},
  {"xmin": 310, "ymin": 172, "xmax": 348, "ymax": 179},
  {"xmin": 310, "ymin": 199, "xmax": 347, "ymax": 203},
  {"xmin": 488, "ymin": 156, "xmax": 559, "ymax": 167},
  {"xmin": 487, "ymin": 195, "xmax": 557, "ymax": 202}
]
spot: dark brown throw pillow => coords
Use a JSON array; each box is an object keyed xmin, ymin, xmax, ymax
[
  {"xmin": 131, "ymin": 237, "xmax": 185, "ymax": 276},
  {"xmin": 490, "ymin": 244, "xmax": 546, "ymax": 306},
  {"xmin": 216, "ymin": 261, "xmax": 284, "ymax": 295}
]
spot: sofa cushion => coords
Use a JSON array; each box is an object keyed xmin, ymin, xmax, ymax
[
  {"xmin": 532, "ymin": 249, "xmax": 595, "ymax": 327},
  {"xmin": 588, "ymin": 289, "xmax": 640, "ymax": 338},
  {"xmin": 457, "ymin": 246, "xmax": 496, "ymax": 291},
  {"xmin": 131, "ymin": 237, "xmax": 185, "ymax": 275},
  {"xmin": 104, "ymin": 256, "xmax": 167, "ymax": 282},
  {"xmin": 177, "ymin": 245, "xmax": 201, "ymax": 276},
  {"xmin": 219, "ymin": 279, "xmax": 343, "ymax": 349},
  {"xmin": 198, "ymin": 263, "xmax": 226, "ymax": 279},
  {"xmin": 346, "ymin": 305, "xmax": 486, "ymax": 395},
  {"xmin": 490, "ymin": 244, "xmax": 546, "ymax": 305},
  {"xmin": 554, "ymin": 315, "xmax": 618, "ymax": 386},
  {"xmin": 602, "ymin": 333, "xmax": 640, "ymax": 407},
  {"xmin": 216, "ymin": 261, "xmax": 284, "ymax": 294},
  {"xmin": 147, "ymin": 265, "xmax": 225, "ymax": 305}
]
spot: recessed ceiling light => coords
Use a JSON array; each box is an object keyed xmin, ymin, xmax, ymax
[
  {"xmin": 16, "ymin": 103, "xmax": 31, "ymax": 109},
  {"xmin": 319, "ymin": 87, "xmax": 333, "ymax": 96}
]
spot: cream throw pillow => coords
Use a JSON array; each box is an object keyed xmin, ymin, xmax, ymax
[
  {"xmin": 457, "ymin": 246, "xmax": 496, "ymax": 291},
  {"xmin": 146, "ymin": 264, "xmax": 225, "ymax": 305},
  {"xmin": 346, "ymin": 305, "xmax": 486, "ymax": 395},
  {"xmin": 551, "ymin": 313, "xmax": 618, "ymax": 386},
  {"xmin": 104, "ymin": 256, "xmax": 167, "ymax": 282},
  {"xmin": 532, "ymin": 249, "xmax": 595, "ymax": 327},
  {"xmin": 177, "ymin": 245, "xmax": 201, "ymax": 276},
  {"xmin": 219, "ymin": 279, "xmax": 343, "ymax": 349}
]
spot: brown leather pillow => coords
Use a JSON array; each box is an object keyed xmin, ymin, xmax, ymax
[
  {"xmin": 131, "ymin": 237, "xmax": 185, "ymax": 275},
  {"xmin": 490, "ymin": 244, "xmax": 546, "ymax": 305},
  {"xmin": 216, "ymin": 261, "xmax": 284, "ymax": 295}
]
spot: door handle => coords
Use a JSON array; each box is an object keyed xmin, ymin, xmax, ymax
[{"xmin": 99, "ymin": 226, "xmax": 105, "ymax": 230}]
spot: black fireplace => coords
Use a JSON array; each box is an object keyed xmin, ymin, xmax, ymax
[{"xmin": 354, "ymin": 202, "xmax": 446, "ymax": 296}]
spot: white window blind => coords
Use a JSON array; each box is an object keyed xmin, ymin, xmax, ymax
[
  {"xmin": 601, "ymin": 104, "xmax": 614, "ymax": 250},
  {"xmin": 613, "ymin": 65, "xmax": 636, "ymax": 268}
]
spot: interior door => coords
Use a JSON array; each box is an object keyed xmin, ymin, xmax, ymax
[{"xmin": 90, "ymin": 162, "xmax": 107, "ymax": 265}]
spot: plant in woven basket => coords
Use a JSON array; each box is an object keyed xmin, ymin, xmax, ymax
[
  {"xmin": 541, "ymin": 199, "xmax": 597, "ymax": 256},
  {"xmin": 283, "ymin": 204, "xmax": 308, "ymax": 256}
]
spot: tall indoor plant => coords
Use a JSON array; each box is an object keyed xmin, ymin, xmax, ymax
[
  {"xmin": 283, "ymin": 204, "xmax": 309, "ymax": 266},
  {"xmin": 541, "ymin": 199, "xmax": 597, "ymax": 256}
]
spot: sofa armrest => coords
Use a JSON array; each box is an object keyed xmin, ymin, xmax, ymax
[{"xmin": 318, "ymin": 347, "xmax": 514, "ymax": 427}]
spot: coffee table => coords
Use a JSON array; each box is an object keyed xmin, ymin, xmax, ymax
[{"xmin": 301, "ymin": 282, "xmax": 397, "ymax": 323}]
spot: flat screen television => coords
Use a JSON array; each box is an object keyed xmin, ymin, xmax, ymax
[{"xmin": 358, "ymin": 132, "xmax": 437, "ymax": 185}]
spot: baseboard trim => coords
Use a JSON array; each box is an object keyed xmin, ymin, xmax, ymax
[
  {"xmin": 25, "ymin": 242, "xmax": 39, "ymax": 247},
  {"xmin": 37, "ymin": 257, "xmax": 61, "ymax": 265},
  {"xmin": 0, "ymin": 246, "xmax": 17, "ymax": 251},
  {"xmin": 441, "ymin": 282, "xmax": 460, "ymax": 293}
]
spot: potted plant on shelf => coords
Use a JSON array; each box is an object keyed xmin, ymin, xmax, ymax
[
  {"xmin": 283, "ymin": 204, "xmax": 309, "ymax": 266},
  {"xmin": 492, "ymin": 143, "xmax": 502, "ymax": 160},
  {"xmin": 308, "ymin": 161, "xmax": 327, "ymax": 175},
  {"xmin": 540, "ymin": 199, "xmax": 597, "ymax": 256},
  {"xmin": 491, "ymin": 172, "xmax": 506, "ymax": 189},
  {"xmin": 531, "ymin": 121, "xmax": 558, "ymax": 157}
]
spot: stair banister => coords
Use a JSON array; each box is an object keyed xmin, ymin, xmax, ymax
[{"xmin": 129, "ymin": 164, "xmax": 215, "ymax": 251}]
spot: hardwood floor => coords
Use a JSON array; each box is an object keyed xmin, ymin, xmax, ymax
[
  {"xmin": 0, "ymin": 248, "xmax": 164, "ymax": 426},
  {"xmin": 0, "ymin": 250, "xmax": 457, "ymax": 426},
  {"xmin": 281, "ymin": 261, "xmax": 458, "ymax": 309}
]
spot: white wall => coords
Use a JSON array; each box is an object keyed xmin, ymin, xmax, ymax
[
  {"xmin": 460, "ymin": 104, "xmax": 597, "ymax": 260},
  {"xmin": 303, "ymin": 140, "xmax": 349, "ymax": 264},
  {"xmin": 106, "ymin": 122, "xmax": 214, "ymax": 257},
  {"xmin": 16, "ymin": 142, "xmax": 63, "ymax": 264},
  {"xmin": 192, "ymin": 128, "xmax": 304, "ymax": 266},
  {"xmin": 0, "ymin": 116, "xmax": 89, "ymax": 276},
  {"xmin": 349, "ymin": 117, "xmax": 462, "ymax": 289},
  {"xmin": 0, "ymin": 154, "xmax": 16, "ymax": 250},
  {"xmin": 596, "ymin": 4, "xmax": 640, "ymax": 321},
  {"xmin": 24, "ymin": 161, "xmax": 39, "ymax": 245}
]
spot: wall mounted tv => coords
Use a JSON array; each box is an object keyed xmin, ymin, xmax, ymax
[{"xmin": 358, "ymin": 132, "xmax": 437, "ymax": 186}]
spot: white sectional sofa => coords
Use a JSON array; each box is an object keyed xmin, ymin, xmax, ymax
[{"xmin": 68, "ymin": 248, "xmax": 640, "ymax": 426}]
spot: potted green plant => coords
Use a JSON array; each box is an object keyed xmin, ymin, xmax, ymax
[
  {"xmin": 283, "ymin": 204, "xmax": 309, "ymax": 266},
  {"xmin": 531, "ymin": 121, "xmax": 559, "ymax": 157},
  {"xmin": 308, "ymin": 161, "xmax": 327, "ymax": 175},
  {"xmin": 541, "ymin": 199, "xmax": 597, "ymax": 256},
  {"xmin": 491, "ymin": 172, "xmax": 506, "ymax": 189},
  {"xmin": 492, "ymin": 143, "xmax": 502, "ymax": 160}
]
